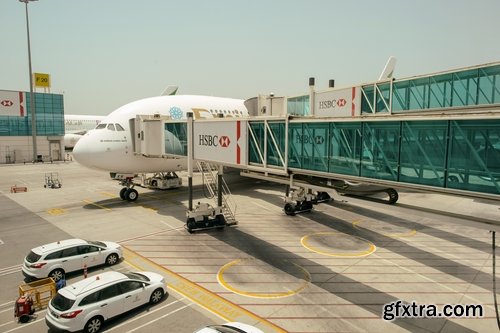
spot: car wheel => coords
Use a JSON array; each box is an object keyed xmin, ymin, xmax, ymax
[
  {"xmin": 106, "ymin": 253, "xmax": 119, "ymax": 266},
  {"xmin": 49, "ymin": 269, "xmax": 65, "ymax": 282},
  {"xmin": 149, "ymin": 288, "xmax": 164, "ymax": 304},
  {"xmin": 84, "ymin": 316, "xmax": 103, "ymax": 333}
]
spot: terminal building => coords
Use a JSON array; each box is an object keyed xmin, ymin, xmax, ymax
[{"xmin": 0, "ymin": 89, "xmax": 64, "ymax": 163}]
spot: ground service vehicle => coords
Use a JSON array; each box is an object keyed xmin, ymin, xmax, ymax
[
  {"xmin": 45, "ymin": 271, "xmax": 166, "ymax": 333},
  {"xmin": 23, "ymin": 239, "xmax": 123, "ymax": 282}
]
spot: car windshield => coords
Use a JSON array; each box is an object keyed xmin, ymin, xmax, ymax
[
  {"xmin": 206, "ymin": 326, "xmax": 247, "ymax": 333},
  {"xmin": 26, "ymin": 251, "xmax": 41, "ymax": 263},
  {"xmin": 124, "ymin": 272, "xmax": 150, "ymax": 282},
  {"xmin": 51, "ymin": 293, "xmax": 75, "ymax": 311},
  {"xmin": 87, "ymin": 240, "xmax": 106, "ymax": 248}
]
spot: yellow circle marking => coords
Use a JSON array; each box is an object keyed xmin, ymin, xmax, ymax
[
  {"xmin": 352, "ymin": 220, "xmax": 417, "ymax": 238},
  {"xmin": 301, "ymin": 232, "xmax": 376, "ymax": 257},
  {"xmin": 217, "ymin": 259, "xmax": 311, "ymax": 298},
  {"xmin": 47, "ymin": 208, "xmax": 65, "ymax": 215}
]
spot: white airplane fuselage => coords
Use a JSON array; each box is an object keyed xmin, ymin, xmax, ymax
[{"xmin": 72, "ymin": 95, "xmax": 248, "ymax": 174}]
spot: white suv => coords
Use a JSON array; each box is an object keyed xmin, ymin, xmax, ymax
[
  {"xmin": 45, "ymin": 271, "xmax": 166, "ymax": 333},
  {"xmin": 23, "ymin": 239, "xmax": 123, "ymax": 282}
]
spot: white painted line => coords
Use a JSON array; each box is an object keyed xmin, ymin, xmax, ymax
[
  {"xmin": 0, "ymin": 300, "xmax": 14, "ymax": 308},
  {"xmin": 2, "ymin": 310, "xmax": 46, "ymax": 333},
  {"xmin": 0, "ymin": 239, "xmax": 4, "ymax": 245},
  {"xmin": 103, "ymin": 298, "xmax": 186, "ymax": 332},
  {"xmin": 126, "ymin": 304, "xmax": 192, "ymax": 333}
]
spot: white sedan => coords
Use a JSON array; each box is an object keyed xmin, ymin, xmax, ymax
[
  {"xmin": 22, "ymin": 238, "xmax": 123, "ymax": 282},
  {"xmin": 45, "ymin": 271, "xmax": 166, "ymax": 333}
]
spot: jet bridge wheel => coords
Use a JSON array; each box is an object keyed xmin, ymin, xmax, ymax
[
  {"xmin": 284, "ymin": 203, "xmax": 296, "ymax": 216},
  {"xmin": 386, "ymin": 188, "xmax": 399, "ymax": 204}
]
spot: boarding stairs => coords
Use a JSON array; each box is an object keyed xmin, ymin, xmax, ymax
[{"xmin": 197, "ymin": 161, "xmax": 237, "ymax": 225}]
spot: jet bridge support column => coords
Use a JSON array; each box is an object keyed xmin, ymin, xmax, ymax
[{"xmin": 187, "ymin": 112, "xmax": 193, "ymax": 211}]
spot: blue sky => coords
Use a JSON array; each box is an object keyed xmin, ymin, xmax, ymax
[{"xmin": 1, "ymin": 0, "xmax": 499, "ymax": 115}]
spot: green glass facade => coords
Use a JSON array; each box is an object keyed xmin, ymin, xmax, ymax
[
  {"xmin": 287, "ymin": 95, "xmax": 310, "ymax": 116},
  {"xmin": 0, "ymin": 92, "xmax": 64, "ymax": 136},
  {"xmin": 361, "ymin": 63, "xmax": 500, "ymax": 113},
  {"xmin": 249, "ymin": 119, "xmax": 500, "ymax": 195}
]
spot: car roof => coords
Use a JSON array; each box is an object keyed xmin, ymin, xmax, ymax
[
  {"xmin": 60, "ymin": 271, "xmax": 128, "ymax": 298},
  {"xmin": 32, "ymin": 239, "xmax": 87, "ymax": 254}
]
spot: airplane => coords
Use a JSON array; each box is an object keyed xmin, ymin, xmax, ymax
[
  {"xmin": 64, "ymin": 114, "xmax": 105, "ymax": 149},
  {"xmin": 72, "ymin": 94, "xmax": 249, "ymax": 201}
]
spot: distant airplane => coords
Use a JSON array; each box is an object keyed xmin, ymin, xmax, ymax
[
  {"xmin": 64, "ymin": 114, "xmax": 105, "ymax": 149},
  {"xmin": 72, "ymin": 94, "xmax": 249, "ymax": 201}
]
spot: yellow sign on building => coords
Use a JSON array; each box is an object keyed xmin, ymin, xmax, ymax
[{"xmin": 34, "ymin": 73, "xmax": 50, "ymax": 88}]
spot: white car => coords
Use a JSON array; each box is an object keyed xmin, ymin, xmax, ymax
[
  {"xmin": 22, "ymin": 239, "xmax": 123, "ymax": 282},
  {"xmin": 45, "ymin": 271, "xmax": 166, "ymax": 333},
  {"xmin": 194, "ymin": 322, "xmax": 264, "ymax": 333}
]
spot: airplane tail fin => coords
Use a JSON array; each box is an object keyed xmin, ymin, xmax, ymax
[
  {"xmin": 378, "ymin": 56, "xmax": 397, "ymax": 81},
  {"xmin": 161, "ymin": 85, "xmax": 179, "ymax": 96}
]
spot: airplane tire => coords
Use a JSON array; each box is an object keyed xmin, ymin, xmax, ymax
[
  {"xmin": 119, "ymin": 188, "xmax": 127, "ymax": 200},
  {"xmin": 126, "ymin": 189, "xmax": 139, "ymax": 202}
]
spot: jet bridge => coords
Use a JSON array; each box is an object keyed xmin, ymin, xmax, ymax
[{"xmin": 133, "ymin": 62, "xmax": 500, "ymax": 218}]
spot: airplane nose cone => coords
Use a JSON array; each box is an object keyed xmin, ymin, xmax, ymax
[
  {"xmin": 72, "ymin": 135, "xmax": 95, "ymax": 168},
  {"xmin": 73, "ymin": 138, "xmax": 89, "ymax": 165}
]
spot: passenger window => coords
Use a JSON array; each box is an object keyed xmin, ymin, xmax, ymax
[
  {"xmin": 119, "ymin": 281, "xmax": 143, "ymax": 293},
  {"xmin": 100, "ymin": 284, "xmax": 121, "ymax": 300},
  {"xmin": 45, "ymin": 250, "xmax": 63, "ymax": 260},
  {"xmin": 78, "ymin": 245, "xmax": 90, "ymax": 254},
  {"xmin": 79, "ymin": 291, "xmax": 100, "ymax": 306},
  {"xmin": 61, "ymin": 247, "xmax": 79, "ymax": 258},
  {"xmin": 96, "ymin": 124, "xmax": 106, "ymax": 130},
  {"xmin": 107, "ymin": 124, "xmax": 115, "ymax": 131},
  {"xmin": 115, "ymin": 123, "xmax": 125, "ymax": 131},
  {"xmin": 88, "ymin": 246, "xmax": 100, "ymax": 253}
]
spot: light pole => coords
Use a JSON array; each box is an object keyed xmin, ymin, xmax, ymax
[{"xmin": 19, "ymin": 0, "xmax": 38, "ymax": 162}]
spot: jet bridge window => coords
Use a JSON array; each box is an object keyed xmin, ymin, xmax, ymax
[
  {"xmin": 115, "ymin": 123, "xmax": 125, "ymax": 131},
  {"xmin": 107, "ymin": 124, "xmax": 116, "ymax": 131},
  {"xmin": 95, "ymin": 123, "xmax": 107, "ymax": 129}
]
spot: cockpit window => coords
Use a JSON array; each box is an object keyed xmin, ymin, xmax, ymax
[
  {"xmin": 115, "ymin": 123, "xmax": 125, "ymax": 131},
  {"xmin": 107, "ymin": 124, "xmax": 115, "ymax": 131},
  {"xmin": 95, "ymin": 123, "xmax": 107, "ymax": 130}
]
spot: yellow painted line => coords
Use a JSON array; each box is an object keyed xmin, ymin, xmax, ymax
[
  {"xmin": 301, "ymin": 232, "xmax": 376, "ymax": 257},
  {"xmin": 352, "ymin": 220, "xmax": 417, "ymax": 238},
  {"xmin": 123, "ymin": 247, "xmax": 287, "ymax": 333},
  {"xmin": 47, "ymin": 208, "xmax": 65, "ymax": 216},
  {"xmin": 217, "ymin": 259, "xmax": 310, "ymax": 298},
  {"xmin": 82, "ymin": 200, "xmax": 112, "ymax": 211}
]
